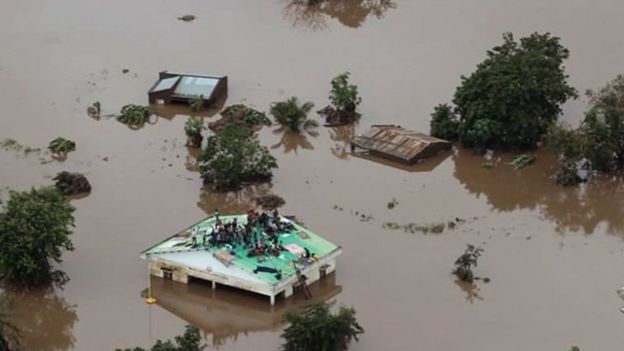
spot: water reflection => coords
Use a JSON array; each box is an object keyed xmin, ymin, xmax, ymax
[
  {"xmin": 453, "ymin": 148, "xmax": 624, "ymax": 236},
  {"xmin": 141, "ymin": 273, "xmax": 342, "ymax": 348},
  {"xmin": 0, "ymin": 288, "xmax": 77, "ymax": 351},
  {"xmin": 271, "ymin": 127, "xmax": 315, "ymax": 154},
  {"xmin": 282, "ymin": 0, "xmax": 396, "ymax": 30},
  {"xmin": 328, "ymin": 125, "xmax": 355, "ymax": 159},
  {"xmin": 197, "ymin": 183, "xmax": 275, "ymax": 215},
  {"xmin": 454, "ymin": 280, "xmax": 484, "ymax": 304}
]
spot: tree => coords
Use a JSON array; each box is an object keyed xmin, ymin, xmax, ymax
[
  {"xmin": 115, "ymin": 325, "xmax": 204, "ymax": 351},
  {"xmin": 281, "ymin": 301, "xmax": 364, "ymax": 351},
  {"xmin": 329, "ymin": 72, "xmax": 361, "ymax": 114},
  {"xmin": 429, "ymin": 104, "xmax": 459, "ymax": 141},
  {"xmin": 548, "ymin": 75, "xmax": 624, "ymax": 185},
  {"xmin": 184, "ymin": 118, "xmax": 205, "ymax": 148},
  {"xmin": 452, "ymin": 244, "xmax": 483, "ymax": 283},
  {"xmin": 271, "ymin": 97, "xmax": 318, "ymax": 133},
  {"xmin": 446, "ymin": 32, "xmax": 577, "ymax": 150},
  {"xmin": 0, "ymin": 187, "xmax": 75, "ymax": 287},
  {"xmin": 199, "ymin": 125, "xmax": 278, "ymax": 191}
]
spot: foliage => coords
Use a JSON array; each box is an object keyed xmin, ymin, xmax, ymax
[
  {"xmin": 189, "ymin": 95, "xmax": 204, "ymax": 111},
  {"xmin": 329, "ymin": 72, "xmax": 361, "ymax": 113},
  {"xmin": 0, "ymin": 187, "xmax": 75, "ymax": 287},
  {"xmin": 87, "ymin": 101, "xmax": 101, "ymax": 118},
  {"xmin": 209, "ymin": 104, "xmax": 272, "ymax": 133},
  {"xmin": 115, "ymin": 325, "xmax": 204, "ymax": 351},
  {"xmin": 429, "ymin": 104, "xmax": 460, "ymax": 141},
  {"xmin": 117, "ymin": 104, "xmax": 152, "ymax": 128},
  {"xmin": 53, "ymin": 172, "xmax": 91, "ymax": 195},
  {"xmin": 452, "ymin": 244, "xmax": 483, "ymax": 283},
  {"xmin": 450, "ymin": 32, "xmax": 577, "ymax": 150},
  {"xmin": 184, "ymin": 118, "xmax": 205, "ymax": 148},
  {"xmin": 569, "ymin": 347, "xmax": 580, "ymax": 351},
  {"xmin": 48, "ymin": 137, "xmax": 76, "ymax": 156},
  {"xmin": 199, "ymin": 125, "xmax": 278, "ymax": 191},
  {"xmin": 271, "ymin": 97, "xmax": 318, "ymax": 133},
  {"xmin": 281, "ymin": 301, "xmax": 364, "ymax": 351},
  {"xmin": 508, "ymin": 154, "xmax": 536, "ymax": 170},
  {"xmin": 548, "ymin": 75, "xmax": 624, "ymax": 185}
]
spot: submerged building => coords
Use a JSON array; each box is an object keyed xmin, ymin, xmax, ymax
[
  {"xmin": 141, "ymin": 214, "xmax": 342, "ymax": 305},
  {"xmin": 147, "ymin": 71, "xmax": 228, "ymax": 107},
  {"xmin": 351, "ymin": 124, "xmax": 452, "ymax": 164}
]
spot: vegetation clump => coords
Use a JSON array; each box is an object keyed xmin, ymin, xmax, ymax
[
  {"xmin": 189, "ymin": 95, "xmax": 205, "ymax": 112},
  {"xmin": 87, "ymin": 101, "xmax": 101, "ymax": 118},
  {"xmin": 184, "ymin": 118, "xmax": 205, "ymax": 148},
  {"xmin": 548, "ymin": 75, "xmax": 624, "ymax": 185},
  {"xmin": 53, "ymin": 172, "xmax": 91, "ymax": 196},
  {"xmin": 117, "ymin": 104, "xmax": 152, "ymax": 128},
  {"xmin": 508, "ymin": 154, "xmax": 536, "ymax": 170},
  {"xmin": 48, "ymin": 137, "xmax": 76, "ymax": 157},
  {"xmin": 116, "ymin": 325, "xmax": 204, "ymax": 351},
  {"xmin": 0, "ymin": 187, "xmax": 75, "ymax": 287},
  {"xmin": 208, "ymin": 104, "xmax": 271, "ymax": 133},
  {"xmin": 430, "ymin": 32, "xmax": 577, "ymax": 151},
  {"xmin": 199, "ymin": 125, "xmax": 278, "ymax": 191},
  {"xmin": 318, "ymin": 72, "xmax": 362, "ymax": 126},
  {"xmin": 281, "ymin": 301, "xmax": 364, "ymax": 351},
  {"xmin": 270, "ymin": 97, "xmax": 318, "ymax": 133},
  {"xmin": 452, "ymin": 244, "xmax": 483, "ymax": 283},
  {"xmin": 177, "ymin": 14, "xmax": 196, "ymax": 22},
  {"xmin": 255, "ymin": 194, "xmax": 286, "ymax": 210}
]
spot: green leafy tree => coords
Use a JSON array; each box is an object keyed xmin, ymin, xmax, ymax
[
  {"xmin": 115, "ymin": 325, "xmax": 204, "ymax": 351},
  {"xmin": 0, "ymin": 187, "xmax": 75, "ymax": 287},
  {"xmin": 281, "ymin": 301, "xmax": 364, "ymax": 351},
  {"xmin": 429, "ymin": 104, "xmax": 459, "ymax": 141},
  {"xmin": 451, "ymin": 32, "xmax": 577, "ymax": 150},
  {"xmin": 48, "ymin": 137, "xmax": 76, "ymax": 157},
  {"xmin": 271, "ymin": 97, "xmax": 319, "ymax": 133},
  {"xmin": 329, "ymin": 72, "xmax": 361, "ymax": 113},
  {"xmin": 548, "ymin": 75, "xmax": 624, "ymax": 185},
  {"xmin": 199, "ymin": 125, "xmax": 277, "ymax": 191},
  {"xmin": 184, "ymin": 118, "xmax": 205, "ymax": 148},
  {"xmin": 452, "ymin": 244, "xmax": 483, "ymax": 283}
]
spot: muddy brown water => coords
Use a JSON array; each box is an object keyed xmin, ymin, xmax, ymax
[{"xmin": 1, "ymin": 1, "xmax": 624, "ymax": 350}]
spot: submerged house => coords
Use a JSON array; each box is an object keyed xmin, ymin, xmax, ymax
[
  {"xmin": 148, "ymin": 71, "xmax": 228, "ymax": 107},
  {"xmin": 141, "ymin": 214, "xmax": 342, "ymax": 305},
  {"xmin": 351, "ymin": 124, "xmax": 452, "ymax": 164}
]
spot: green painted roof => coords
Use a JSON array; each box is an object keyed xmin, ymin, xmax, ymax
[{"xmin": 143, "ymin": 215, "xmax": 340, "ymax": 285}]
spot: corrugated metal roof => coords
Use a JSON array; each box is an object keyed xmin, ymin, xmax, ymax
[{"xmin": 351, "ymin": 125, "xmax": 451, "ymax": 163}]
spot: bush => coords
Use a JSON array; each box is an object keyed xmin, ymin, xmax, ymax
[
  {"xmin": 429, "ymin": 104, "xmax": 459, "ymax": 141},
  {"xmin": 199, "ymin": 125, "xmax": 277, "ymax": 191},
  {"xmin": 53, "ymin": 172, "xmax": 91, "ymax": 195},
  {"xmin": 271, "ymin": 97, "xmax": 318, "ymax": 133},
  {"xmin": 48, "ymin": 137, "xmax": 76, "ymax": 156},
  {"xmin": 449, "ymin": 32, "xmax": 577, "ymax": 150},
  {"xmin": 184, "ymin": 118, "xmax": 205, "ymax": 148},
  {"xmin": 116, "ymin": 325, "xmax": 204, "ymax": 351},
  {"xmin": 208, "ymin": 104, "xmax": 271, "ymax": 133},
  {"xmin": 452, "ymin": 244, "xmax": 483, "ymax": 283},
  {"xmin": 281, "ymin": 301, "xmax": 364, "ymax": 351},
  {"xmin": 0, "ymin": 187, "xmax": 75, "ymax": 287},
  {"xmin": 189, "ymin": 95, "xmax": 204, "ymax": 111},
  {"xmin": 329, "ymin": 72, "xmax": 361, "ymax": 113},
  {"xmin": 117, "ymin": 104, "xmax": 152, "ymax": 128}
]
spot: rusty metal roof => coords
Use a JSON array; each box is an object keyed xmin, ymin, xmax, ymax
[{"xmin": 351, "ymin": 125, "xmax": 451, "ymax": 163}]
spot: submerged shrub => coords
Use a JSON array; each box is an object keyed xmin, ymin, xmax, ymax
[
  {"xmin": 48, "ymin": 137, "xmax": 76, "ymax": 156},
  {"xmin": 53, "ymin": 172, "xmax": 91, "ymax": 196},
  {"xmin": 189, "ymin": 95, "xmax": 205, "ymax": 111},
  {"xmin": 184, "ymin": 118, "xmax": 205, "ymax": 148},
  {"xmin": 452, "ymin": 244, "xmax": 483, "ymax": 283},
  {"xmin": 329, "ymin": 72, "xmax": 361, "ymax": 113},
  {"xmin": 117, "ymin": 104, "xmax": 152, "ymax": 128},
  {"xmin": 429, "ymin": 104, "xmax": 459, "ymax": 141},
  {"xmin": 115, "ymin": 324, "xmax": 204, "ymax": 351},
  {"xmin": 208, "ymin": 104, "xmax": 271, "ymax": 133}
]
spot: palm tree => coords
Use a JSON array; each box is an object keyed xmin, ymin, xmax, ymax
[{"xmin": 270, "ymin": 97, "xmax": 318, "ymax": 133}]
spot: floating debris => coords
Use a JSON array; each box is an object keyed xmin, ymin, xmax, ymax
[
  {"xmin": 508, "ymin": 153, "xmax": 536, "ymax": 170},
  {"xmin": 177, "ymin": 14, "xmax": 196, "ymax": 22},
  {"xmin": 387, "ymin": 198, "xmax": 398, "ymax": 209}
]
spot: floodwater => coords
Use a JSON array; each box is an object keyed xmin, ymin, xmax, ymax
[{"xmin": 1, "ymin": 0, "xmax": 624, "ymax": 350}]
